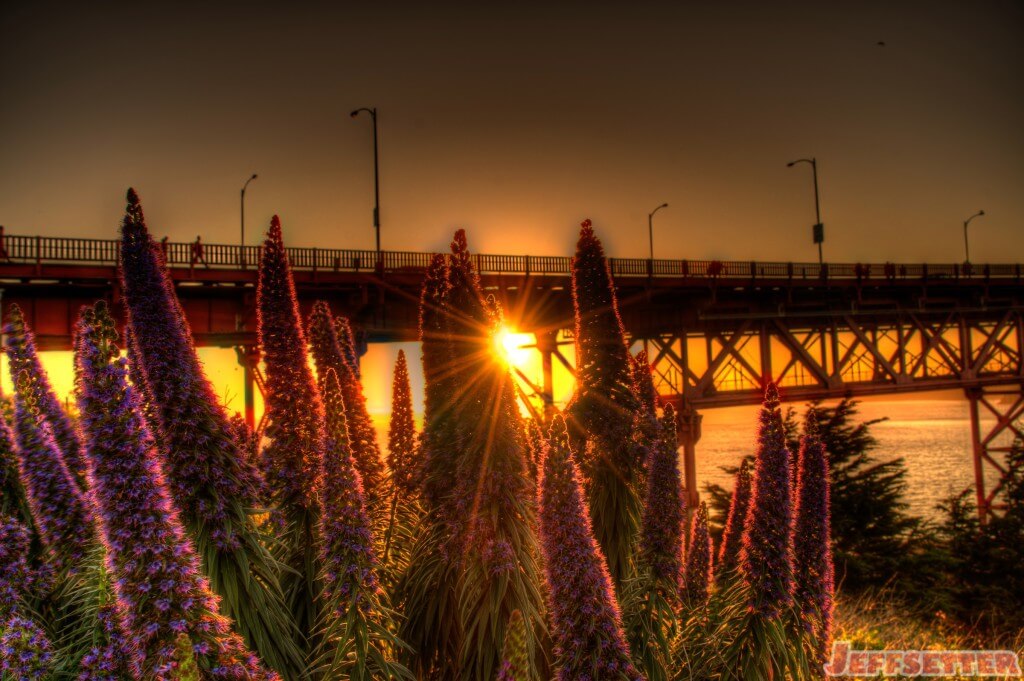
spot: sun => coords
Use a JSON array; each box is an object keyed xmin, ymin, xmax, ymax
[{"xmin": 493, "ymin": 326, "xmax": 534, "ymax": 369}]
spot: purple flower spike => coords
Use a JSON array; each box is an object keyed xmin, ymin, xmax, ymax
[
  {"xmin": 12, "ymin": 371, "xmax": 94, "ymax": 573},
  {"xmin": 307, "ymin": 301, "xmax": 384, "ymax": 503},
  {"xmin": 4, "ymin": 304, "xmax": 87, "ymax": 487},
  {"xmin": 717, "ymin": 458, "xmax": 753, "ymax": 579},
  {"xmin": 258, "ymin": 216, "xmax": 325, "ymax": 511},
  {"xmin": 740, "ymin": 383, "xmax": 794, "ymax": 619},
  {"xmin": 74, "ymin": 302, "xmax": 278, "ymax": 681},
  {"xmin": 0, "ymin": 516, "xmax": 32, "ymax": 615},
  {"xmin": 118, "ymin": 190, "xmax": 300, "ymax": 676},
  {"xmin": 683, "ymin": 501, "xmax": 714, "ymax": 606},
  {"xmin": 539, "ymin": 416, "xmax": 643, "ymax": 681},
  {"xmin": 0, "ymin": 614, "xmax": 54, "ymax": 680},
  {"xmin": 387, "ymin": 349, "xmax": 418, "ymax": 496},
  {"xmin": 793, "ymin": 434, "xmax": 834, "ymax": 664},
  {"xmin": 640, "ymin": 403, "xmax": 685, "ymax": 589}
]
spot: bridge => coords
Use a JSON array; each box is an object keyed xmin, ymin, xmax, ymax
[{"xmin": 1, "ymin": 233, "xmax": 1022, "ymax": 519}]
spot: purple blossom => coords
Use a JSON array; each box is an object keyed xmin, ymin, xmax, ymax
[
  {"xmin": 539, "ymin": 416, "xmax": 643, "ymax": 681},
  {"xmin": 792, "ymin": 434, "xmax": 834, "ymax": 664},
  {"xmin": 740, "ymin": 383, "xmax": 794, "ymax": 619},
  {"xmin": 0, "ymin": 614, "xmax": 54, "ymax": 680},
  {"xmin": 386, "ymin": 349, "xmax": 418, "ymax": 496},
  {"xmin": 4, "ymin": 304, "xmax": 87, "ymax": 486},
  {"xmin": 683, "ymin": 501, "xmax": 714, "ymax": 606},
  {"xmin": 308, "ymin": 301, "xmax": 384, "ymax": 503},
  {"xmin": 0, "ymin": 516, "xmax": 31, "ymax": 615},
  {"xmin": 74, "ymin": 302, "xmax": 279, "ymax": 681},
  {"xmin": 118, "ymin": 188, "xmax": 264, "ymax": 546},
  {"xmin": 12, "ymin": 371, "xmax": 94, "ymax": 572},
  {"xmin": 77, "ymin": 603, "xmax": 133, "ymax": 681},
  {"xmin": 717, "ymin": 458, "xmax": 753, "ymax": 580},
  {"xmin": 640, "ymin": 403, "xmax": 685, "ymax": 588},
  {"xmin": 257, "ymin": 216, "xmax": 325, "ymax": 511}
]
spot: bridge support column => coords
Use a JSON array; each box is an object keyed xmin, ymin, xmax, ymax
[
  {"xmin": 965, "ymin": 384, "xmax": 1024, "ymax": 523},
  {"xmin": 536, "ymin": 330, "xmax": 558, "ymax": 420},
  {"xmin": 675, "ymin": 400, "xmax": 703, "ymax": 525},
  {"xmin": 235, "ymin": 345, "xmax": 261, "ymax": 430}
]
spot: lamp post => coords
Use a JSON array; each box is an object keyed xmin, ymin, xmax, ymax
[
  {"xmin": 240, "ymin": 173, "xmax": 257, "ymax": 268},
  {"xmin": 963, "ymin": 210, "xmax": 985, "ymax": 264},
  {"xmin": 787, "ymin": 157, "xmax": 824, "ymax": 266},
  {"xmin": 648, "ymin": 202, "xmax": 668, "ymax": 265},
  {"xmin": 350, "ymin": 107, "xmax": 380, "ymax": 263}
]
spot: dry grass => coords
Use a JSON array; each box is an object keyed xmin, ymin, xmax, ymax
[{"xmin": 833, "ymin": 587, "xmax": 1024, "ymax": 679}]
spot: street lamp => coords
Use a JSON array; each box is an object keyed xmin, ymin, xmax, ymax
[
  {"xmin": 240, "ymin": 173, "xmax": 258, "ymax": 268},
  {"xmin": 648, "ymin": 202, "xmax": 668, "ymax": 264},
  {"xmin": 787, "ymin": 157, "xmax": 824, "ymax": 266},
  {"xmin": 350, "ymin": 107, "xmax": 380, "ymax": 262},
  {"xmin": 963, "ymin": 210, "xmax": 985, "ymax": 264}
]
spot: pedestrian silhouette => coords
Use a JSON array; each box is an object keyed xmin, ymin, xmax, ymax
[
  {"xmin": 191, "ymin": 235, "xmax": 208, "ymax": 268},
  {"xmin": 0, "ymin": 226, "xmax": 9, "ymax": 262}
]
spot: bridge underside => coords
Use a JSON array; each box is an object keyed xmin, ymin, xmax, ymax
[{"xmin": 1, "ymin": 249, "xmax": 1022, "ymax": 521}]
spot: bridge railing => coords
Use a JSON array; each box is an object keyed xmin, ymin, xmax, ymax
[{"xmin": 1, "ymin": 233, "xmax": 1021, "ymax": 283}]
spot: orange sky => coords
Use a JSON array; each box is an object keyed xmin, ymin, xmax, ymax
[{"xmin": 1, "ymin": 2, "xmax": 1021, "ymax": 264}]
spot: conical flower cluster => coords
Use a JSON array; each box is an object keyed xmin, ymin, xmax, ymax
[
  {"xmin": 315, "ymin": 369, "xmax": 408, "ymax": 680},
  {"xmin": 683, "ymin": 501, "xmax": 713, "ymax": 606},
  {"xmin": 496, "ymin": 609, "xmax": 528, "ymax": 681},
  {"xmin": 74, "ymin": 302, "xmax": 278, "ymax": 680},
  {"xmin": 539, "ymin": 416, "xmax": 642, "ymax": 681},
  {"xmin": 257, "ymin": 216, "xmax": 326, "ymax": 644},
  {"xmin": 0, "ymin": 516, "xmax": 31, "ymax": 615},
  {"xmin": 565, "ymin": 220, "xmax": 644, "ymax": 585},
  {"xmin": 793, "ymin": 434, "xmax": 834, "ymax": 664},
  {"xmin": 0, "ymin": 420, "xmax": 31, "ymax": 545},
  {"xmin": 386, "ymin": 349, "xmax": 417, "ymax": 497},
  {"xmin": 717, "ymin": 458, "xmax": 753, "ymax": 580},
  {"xmin": 307, "ymin": 301, "xmax": 384, "ymax": 503},
  {"xmin": 118, "ymin": 189, "xmax": 301, "ymax": 677},
  {"xmin": 640, "ymin": 403, "xmax": 685, "ymax": 588},
  {"xmin": 12, "ymin": 370, "xmax": 94, "ymax": 572},
  {"xmin": 4, "ymin": 304, "xmax": 86, "ymax": 486},
  {"xmin": 740, "ymin": 383, "xmax": 794, "ymax": 618}
]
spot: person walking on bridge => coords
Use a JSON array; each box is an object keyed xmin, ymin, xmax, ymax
[{"xmin": 191, "ymin": 235, "xmax": 208, "ymax": 269}]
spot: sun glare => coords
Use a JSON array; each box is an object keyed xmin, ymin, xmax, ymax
[{"xmin": 494, "ymin": 326, "xmax": 534, "ymax": 368}]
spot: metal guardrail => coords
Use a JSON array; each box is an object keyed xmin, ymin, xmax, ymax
[{"xmin": 0, "ymin": 233, "xmax": 1021, "ymax": 282}]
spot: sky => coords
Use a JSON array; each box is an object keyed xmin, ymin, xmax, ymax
[{"xmin": 2, "ymin": 1, "xmax": 1022, "ymax": 265}]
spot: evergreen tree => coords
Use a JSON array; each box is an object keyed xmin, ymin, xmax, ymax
[
  {"xmin": 539, "ymin": 416, "xmax": 642, "ymax": 681},
  {"xmin": 257, "ymin": 216, "xmax": 325, "ymax": 647},
  {"xmin": 564, "ymin": 219, "xmax": 645, "ymax": 587},
  {"xmin": 4, "ymin": 304, "xmax": 87, "ymax": 488},
  {"xmin": 119, "ymin": 189, "xmax": 303, "ymax": 678},
  {"xmin": 307, "ymin": 301, "xmax": 384, "ymax": 504},
  {"xmin": 74, "ymin": 301, "xmax": 278, "ymax": 680},
  {"xmin": 314, "ymin": 368, "xmax": 411, "ymax": 680}
]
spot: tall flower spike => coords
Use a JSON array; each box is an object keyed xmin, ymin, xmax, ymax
[
  {"xmin": 0, "ymin": 614, "xmax": 54, "ymax": 680},
  {"xmin": 740, "ymin": 383, "xmax": 794, "ymax": 618},
  {"xmin": 792, "ymin": 434, "xmax": 834, "ymax": 666},
  {"xmin": 0, "ymin": 515, "xmax": 31, "ymax": 617},
  {"xmin": 307, "ymin": 301, "xmax": 384, "ymax": 503},
  {"xmin": 4, "ymin": 304, "xmax": 87, "ymax": 487},
  {"xmin": 315, "ymin": 369, "xmax": 410, "ymax": 680},
  {"xmin": 640, "ymin": 402, "xmax": 685, "ymax": 590},
  {"xmin": 564, "ymin": 219, "xmax": 644, "ymax": 586},
  {"xmin": 74, "ymin": 301, "xmax": 278, "ymax": 681},
  {"xmin": 257, "ymin": 216, "xmax": 327, "ymax": 645},
  {"xmin": 386, "ymin": 349, "xmax": 418, "ymax": 496},
  {"xmin": 334, "ymin": 315, "xmax": 361, "ymax": 377},
  {"xmin": 539, "ymin": 416, "xmax": 642, "ymax": 681},
  {"xmin": 683, "ymin": 501, "xmax": 713, "ymax": 606},
  {"xmin": 717, "ymin": 458, "xmax": 753, "ymax": 580},
  {"xmin": 0, "ymin": 415, "xmax": 32, "ymax": 535},
  {"xmin": 12, "ymin": 371, "xmax": 94, "ymax": 573},
  {"xmin": 118, "ymin": 189, "xmax": 303, "ymax": 678}
]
